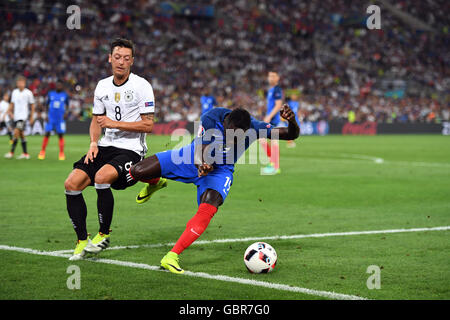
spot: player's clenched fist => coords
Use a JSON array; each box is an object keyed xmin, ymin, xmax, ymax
[
  {"xmin": 197, "ymin": 163, "xmax": 214, "ymax": 177},
  {"xmin": 280, "ymin": 104, "xmax": 295, "ymax": 122}
]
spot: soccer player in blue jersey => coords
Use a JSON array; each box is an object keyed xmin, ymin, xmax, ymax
[
  {"xmin": 129, "ymin": 104, "xmax": 299, "ymax": 273},
  {"xmin": 260, "ymin": 71, "xmax": 283, "ymax": 175},
  {"xmin": 38, "ymin": 82, "xmax": 69, "ymax": 160},
  {"xmin": 200, "ymin": 88, "xmax": 217, "ymax": 115}
]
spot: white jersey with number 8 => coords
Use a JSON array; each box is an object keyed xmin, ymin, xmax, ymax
[{"xmin": 92, "ymin": 72, "xmax": 155, "ymax": 157}]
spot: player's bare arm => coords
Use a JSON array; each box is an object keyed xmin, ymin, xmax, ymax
[
  {"xmin": 264, "ymin": 99, "xmax": 282, "ymax": 123},
  {"xmin": 84, "ymin": 115, "xmax": 102, "ymax": 164},
  {"xmin": 29, "ymin": 102, "xmax": 35, "ymax": 125},
  {"xmin": 96, "ymin": 112, "xmax": 154, "ymax": 133},
  {"xmin": 278, "ymin": 104, "xmax": 300, "ymax": 140}
]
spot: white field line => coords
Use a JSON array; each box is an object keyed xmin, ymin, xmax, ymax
[
  {"xmin": 337, "ymin": 153, "xmax": 385, "ymax": 164},
  {"xmin": 0, "ymin": 244, "xmax": 366, "ymax": 300},
  {"xmin": 299, "ymin": 153, "xmax": 450, "ymax": 168},
  {"xmin": 384, "ymin": 160, "xmax": 450, "ymax": 168},
  {"xmin": 50, "ymin": 226, "xmax": 450, "ymax": 254}
]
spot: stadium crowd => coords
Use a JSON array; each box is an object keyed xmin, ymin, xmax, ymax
[{"xmin": 0, "ymin": 0, "xmax": 448, "ymax": 125}]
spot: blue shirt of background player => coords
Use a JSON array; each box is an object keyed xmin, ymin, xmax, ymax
[
  {"xmin": 47, "ymin": 90, "xmax": 69, "ymax": 120},
  {"xmin": 288, "ymin": 100, "xmax": 299, "ymax": 124},
  {"xmin": 198, "ymin": 107, "xmax": 273, "ymax": 171},
  {"xmin": 200, "ymin": 95, "xmax": 217, "ymax": 115},
  {"xmin": 266, "ymin": 85, "xmax": 283, "ymax": 126}
]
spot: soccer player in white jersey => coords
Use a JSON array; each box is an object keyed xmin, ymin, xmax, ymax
[
  {"xmin": 4, "ymin": 76, "xmax": 35, "ymax": 159},
  {"xmin": 63, "ymin": 38, "xmax": 159, "ymax": 260},
  {"xmin": 0, "ymin": 92, "xmax": 13, "ymax": 143}
]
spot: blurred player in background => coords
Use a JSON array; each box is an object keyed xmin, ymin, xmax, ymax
[
  {"xmin": 260, "ymin": 71, "xmax": 282, "ymax": 175},
  {"xmin": 38, "ymin": 81, "xmax": 69, "ymax": 160},
  {"xmin": 4, "ymin": 76, "xmax": 35, "ymax": 160},
  {"xmin": 63, "ymin": 38, "xmax": 156, "ymax": 260},
  {"xmin": 286, "ymin": 92, "xmax": 300, "ymax": 148},
  {"xmin": 0, "ymin": 92, "xmax": 13, "ymax": 143},
  {"xmin": 200, "ymin": 88, "xmax": 217, "ymax": 115}
]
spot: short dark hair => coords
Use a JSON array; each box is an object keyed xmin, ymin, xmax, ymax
[
  {"xmin": 110, "ymin": 38, "xmax": 135, "ymax": 56},
  {"xmin": 228, "ymin": 108, "xmax": 251, "ymax": 131}
]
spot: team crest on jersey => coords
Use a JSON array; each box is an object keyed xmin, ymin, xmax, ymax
[
  {"xmin": 124, "ymin": 90, "xmax": 134, "ymax": 102},
  {"xmin": 114, "ymin": 92, "xmax": 121, "ymax": 103}
]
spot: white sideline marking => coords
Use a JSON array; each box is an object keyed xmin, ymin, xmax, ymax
[
  {"xmin": 386, "ymin": 160, "xmax": 450, "ymax": 168},
  {"xmin": 0, "ymin": 244, "xmax": 366, "ymax": 300},
  {"xmin": 299, "ymin": 155, "xmax": 450, "ymax": 168},
  {"xmin": 337, "ymin": 153, "xmax": 384, "ymax": 164},
  {"xmin": 51, "ymin": 226, "xmax": 450, "ymax": 254}
]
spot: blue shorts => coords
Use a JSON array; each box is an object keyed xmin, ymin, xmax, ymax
[
  {"xmin": 155, "ymin": 144, "xmax": 234, "ymax": 205},
  {"xmin": 45, "ymin": 119, "xmax": 66, "ymax": 134}
]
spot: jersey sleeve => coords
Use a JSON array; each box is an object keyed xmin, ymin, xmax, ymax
[
  {"xmin": 28, "ymin": 90, "xmax": 35, "ymax": 104},
  {"xmin": 200, "ymin": 113, "xmax": 216, "ymax": 131},
  {"xmin": 10, "ymin": 90, "xmax": 16, "ymax": 105},
  {"xmin": 92, "ymin": 82, "xmax": 106, "ymax": 115},
  {"xmin": 137, "ymin": 79, "xmax": 155, "ymax": 114},
  {"xmin": 251, "ymin": 117, "xmax": 273, "ymax": 139},
  {"xmin": 197, "ymin": 114, "xmax": 219, "ymax": 145}
]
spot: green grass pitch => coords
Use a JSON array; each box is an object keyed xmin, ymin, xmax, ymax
[{"xmin": 0, "ymin": 134, "xmax": 449, "ymax": 300}]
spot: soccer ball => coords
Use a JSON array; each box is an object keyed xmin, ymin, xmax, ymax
[{"xmin": 244, "ymin": 242, "xmax": 277, "ymax": 273}]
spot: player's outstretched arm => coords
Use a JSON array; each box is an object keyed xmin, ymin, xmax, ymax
[
  {"xmin": 96, "ymin": 113, "xmax": 154, "ymax": 133},
  {"xmin": 278, "ymin": 104, "xmax": 300, "ymax": 141}
]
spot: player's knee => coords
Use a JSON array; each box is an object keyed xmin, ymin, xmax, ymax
[
  {"xmin": 130, "ymin": 162, "xmax": 144, "ymax": 180},
  {"xmin": 64, "ymin": 177, "xmax": 81, "ymax": 191},
  {"xmin": 130, "ymin": 156, "xmax": 161, "ymax": 181},
  {"xmin": 200, "ymin": 190, "xmax": 223, "ymax": 207},
  {"xmin": 94, "ymin": 171, "xmax": 113, "ymax": 185},
  {"xmin": 64, "ymin": 178, "xmax": 72, "ymax": 191}
]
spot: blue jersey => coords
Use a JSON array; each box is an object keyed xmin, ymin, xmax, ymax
[
  {"xmin": 198, "ymin": 107, "xmax": 273, "ymax": 170},
  {"xmin": 47, "ymin": 90, "xmax": 69, "ymax": 119},
  {"xmin": 200, "ymin": 95, "xmax": 217, "ymax": 115},
  {"xmin": 155, "ymin": 107, "xmax": 274, "ymax": 205},
  {"xmin": 266, "ymin": 85, "xmax": 283, "ymax": 125}
]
